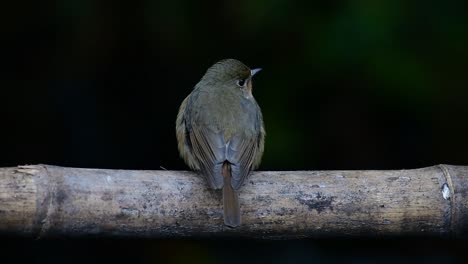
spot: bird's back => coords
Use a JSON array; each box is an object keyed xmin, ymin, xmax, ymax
[
  {"xmin": 190, "ymin": 85, "xmax": 261, "ymax": 141},
  {"xmin": 178, "ymin": 84, "xmax": 264, "ymax": 190}
]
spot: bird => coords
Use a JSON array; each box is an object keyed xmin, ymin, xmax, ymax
[{"xmin": 176, "ymin": 59, "xmax": 265, "ymax": 227}]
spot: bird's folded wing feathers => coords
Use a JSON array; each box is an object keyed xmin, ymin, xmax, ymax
[
  {"xmin": 189, "ymin": 125, "xmax": 226, "ymax": 189},
  {"xmin": 227, "ymin": 135, "xmax": 259, "ymax": 190}
]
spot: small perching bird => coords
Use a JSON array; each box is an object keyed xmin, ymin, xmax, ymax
[{"xmin": 176, "ymin": 59, "xmax": 265, "ymax": 227}]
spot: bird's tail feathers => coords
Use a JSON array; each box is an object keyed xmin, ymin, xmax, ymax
[{"xmin": 222, "ymin": 162, "xmax": 241, "ymax": 227}]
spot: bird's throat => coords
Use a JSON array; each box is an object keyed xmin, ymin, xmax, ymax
[{"xmin": 243, "ymin": 80, "xmax": 253, "ymax": 99}]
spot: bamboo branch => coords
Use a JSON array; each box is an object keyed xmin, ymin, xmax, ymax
[{"xmin": 1, "ymin": 164, "xmax": 467, "ymax": 238}]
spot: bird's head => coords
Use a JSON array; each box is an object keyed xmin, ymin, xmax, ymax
[{"xmin": 200, "ymin": 59, "xmax": 261, "ymax": 99}]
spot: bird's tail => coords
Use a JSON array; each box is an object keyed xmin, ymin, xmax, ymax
[{"xmin": 222, "ymin": 162, "xmax": 241, "ymax": 227}]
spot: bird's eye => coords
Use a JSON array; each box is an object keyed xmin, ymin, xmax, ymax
[{"xmin": 237, "ymin": 79, "xmax": 246, "ymax": 87}]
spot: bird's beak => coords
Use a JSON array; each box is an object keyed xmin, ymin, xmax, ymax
[{"xmin": 250, "ymin": 68, "xmax": 262, "ymax": 78}]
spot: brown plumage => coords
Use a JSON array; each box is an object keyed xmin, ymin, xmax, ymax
[{"xmin": 176, "ymin": 59, "xmax": 265, "ymax": 227}]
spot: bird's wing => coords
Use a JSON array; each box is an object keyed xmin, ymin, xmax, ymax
[
  {"xmin": 188, "ymin": 124, "xmax": 226, "ymax": 189},
  {"xmin": 227, "ymin": 103, "xmax": 265, "ymax": 190},
  {"xmin": 226, "ymin": 134, "xmax": 261, "ymax": 190},
  {"xmin": 176, "ymin": 96, "xmax": 200, "ymax": 170}
]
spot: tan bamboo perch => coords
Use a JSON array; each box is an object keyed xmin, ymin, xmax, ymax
[{"xmin": 1, "ymin": 164, "xmax": 467, "ymax": 238}]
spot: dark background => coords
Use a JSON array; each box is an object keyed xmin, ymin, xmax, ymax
[{"xmin": 1, "ymin": 0, "xmax": 468, "ymax": 263}]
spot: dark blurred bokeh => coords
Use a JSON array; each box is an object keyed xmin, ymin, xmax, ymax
[{"xmin": 1, "ymin": 0, "xmax": 468, "ymax": 263}]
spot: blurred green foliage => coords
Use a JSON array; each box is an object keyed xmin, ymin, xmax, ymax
[{"xmin": 3, "ymin": 0, "xmax": 468, "ymax": 170}]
